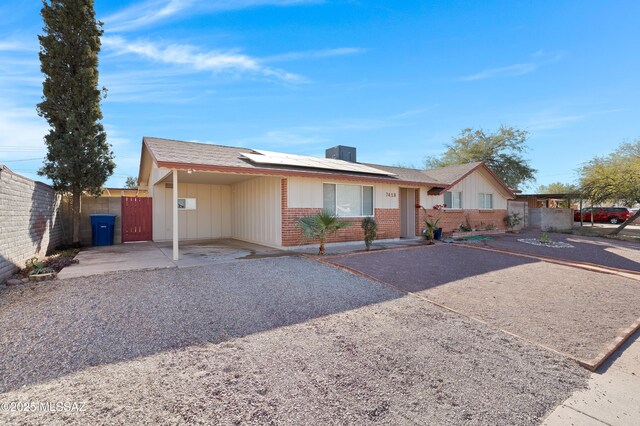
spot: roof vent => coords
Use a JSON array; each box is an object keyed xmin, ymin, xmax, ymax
[{"xmin": 325, "ymin": 145, "xmax": 356, "ymax": 163}]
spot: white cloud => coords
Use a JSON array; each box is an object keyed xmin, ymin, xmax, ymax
[
  {"xmin": 263, "ymin": 47, "xmax": 366, "ymax": 63},
  {"xmin": 0, "ymin": 39, "xmax": 37, "ymax": 52},
  {"xmin": 460, "ymin": 50, "xmax": 566, "ymax": 82},
  {"xmin": 525, "ymin": 108, "xmax": 624, "ymax": 131},
  {"xmin": 460, "ymin": 63, "xmax": 537, "ymax": 81},
  {"xmin": 103, "ymin": 0, "xmax": 321, "ymax": 32},
  {"xmin": 103, "ymin": 36, "xmax": 304, "ymax": 83}
]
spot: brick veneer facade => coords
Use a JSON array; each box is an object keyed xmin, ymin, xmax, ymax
[
  {"xmin": 281, "ymin": 178, "xmax": 401, "ymax": 247},
  {"xmin": 416, "ymin": 207, "xmax": 508, "ymax": 235}
]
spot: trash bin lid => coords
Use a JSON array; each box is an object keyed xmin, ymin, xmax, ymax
[{"xmin": 90, "ymin": 214, "xmax": 117, "ymax": 225}]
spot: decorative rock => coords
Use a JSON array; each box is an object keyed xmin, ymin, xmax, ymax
[
  {"xmin": 517, "ymin": 238, "xmax": 574, "ymax": 248},
  {"xmin": 21, "ymin": 278, "xmax": 30, "ymax": 283},
  {"xmin": 6, "ymin": 279, "xmax": 23, "ymax": 286}
]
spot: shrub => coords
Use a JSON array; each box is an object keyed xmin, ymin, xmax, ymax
[
  {"xmin": 361, "ymin": 217, "xmax": 377, "ymax": 250},
  {"xmin": 503, "ymin": 212, "xmax": 522, "ymax": 231},
  {"xmin": 298, "ymin": 211, "xmax": 349, "ymax": 255}
]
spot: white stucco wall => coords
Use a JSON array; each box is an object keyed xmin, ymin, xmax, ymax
[
  {"xmin": 424, "ymin": 169, "xmax": 510, "ymax": 210},
  {"xmin": 231, "ymin": 176, "xmax": 281, "ymax": 247}
]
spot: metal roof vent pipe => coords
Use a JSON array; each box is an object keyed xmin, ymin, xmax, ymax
[{"xmin": 326, "ymin": 145, "xmax": 357, "ymax": 163}]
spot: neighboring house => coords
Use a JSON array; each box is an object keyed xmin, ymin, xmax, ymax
[{"xmin": 137, "ymin": 137, "xmax": 514, "ymax": 259}]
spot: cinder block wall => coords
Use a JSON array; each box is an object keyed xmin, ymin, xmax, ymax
[
  {"xmin": 79, "ymin": 196, "xmax": 122, "ymax": 245},
  {"xmin": 529, "ymin": 208, "xmax": 573, "ymax": 231},
  {"xmin": 0, "ymin": 166, "xmax": 67, "ymax": 282}
]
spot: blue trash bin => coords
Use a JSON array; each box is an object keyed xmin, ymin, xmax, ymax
[{"xmin": 90, "ymin": 214, "xmax": 116, "ymax": 246}]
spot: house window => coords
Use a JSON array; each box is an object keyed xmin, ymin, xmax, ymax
[
  {"xmin": 479, "ymin": 193, "xmax": 493, "ymax": 209},
  {"xmin": 323, "ymin": 183, "xmax": 374, "ymax": 217},
  {"xmin": 444, "ymin": 191, "xmax": 462, "ymax": 209}
]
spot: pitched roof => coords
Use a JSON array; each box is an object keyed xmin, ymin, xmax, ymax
[
  {"xmin": 142, "ymin": 137, "xmax": 443, "ymax": 185},
  {"xmin": 360, "ymin": 163, "xmax": 442, "ymax": 185},
  {"xmin": 421, "ymin": 161, "xmax": 483, "ymax": 185},
  {"xmin": 141, "ymin": 137, "xmax": 513, "ymax": 197},
  {"xmin": 144, "ymin": 137, "xmax": 256, "ymax": 169}
]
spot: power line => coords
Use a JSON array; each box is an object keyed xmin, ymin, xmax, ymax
[{"xmin": 1, "ymin": 158, "xmax": 42, "ymax": 162}]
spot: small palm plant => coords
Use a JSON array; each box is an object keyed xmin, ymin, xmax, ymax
[
  {"xmin": 361, "ymin": 217, "xmax": 377, "ymax": 251},
  {"xmin": 298, "ymin": 211, "xmax": 349, "ymax": 255}
]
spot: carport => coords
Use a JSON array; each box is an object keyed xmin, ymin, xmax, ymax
[
  {"xmin": 149, "ymin": 168, "xmax": 282, "ymax": 261},
  {"xmin": 137, "ymin": 136, "xmax": 286, "ymax": 261}
]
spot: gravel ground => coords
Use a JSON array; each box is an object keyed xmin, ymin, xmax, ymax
[
  {"xmin": 329, "ymin": 245, "xmax": 640, "ymax": 362},
  {"xmin": 471, "ymin": 230, "xmax": 640, "ymax": 272},
  {"xmin": 0, "ymin": 256, "xmax": 587, "ymax": 425}
]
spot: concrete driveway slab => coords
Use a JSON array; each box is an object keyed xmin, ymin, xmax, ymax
[
  {"xmin": 57, "ymin": 242, "xmax": 174, "ymax": 279},
  {"xmin": 156, "ymin": 238, "xmax": 290, "ymax": 268},
  {"xmin": 57, "ymin": 239, "xmax": 291, "ymax": 279}
]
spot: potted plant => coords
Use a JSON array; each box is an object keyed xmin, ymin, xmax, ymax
[
  {"xmin": 298, "ymin": 211, "xmax": 349, "ymax": 255},
  {"xmin": 420, "ymin": 204, "xmax": 446, "ymax": 244},
  {"xmin": 361, "ymin": 217, "xmax": 377, "ymax": 251}
]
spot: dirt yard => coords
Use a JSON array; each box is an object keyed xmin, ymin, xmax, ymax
[
  {"xmin": 0, "ymin": 257, "xmax": 587, "ymax": 425},
  {"xmin": 327, "ymin": 244, "xmax": 640, "ymax": 363}
]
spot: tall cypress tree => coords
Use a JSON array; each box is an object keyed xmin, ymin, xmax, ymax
[{"xmin": 37, "ymin": 0, "xmax": 114, "ymax": 245}]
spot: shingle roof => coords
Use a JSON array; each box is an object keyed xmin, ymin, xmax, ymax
[
  {"xmin": 420, "ymin": 161, "xmax": 483, "ymax": 185},
  {"xmin": 360, "ymin": 163, "xmax": 443, "ymax": 185},
  {"xmin": 144, "ymin": 137, "xmax": 256, "ymax": 168},
  {"xmin": 142, "ymin": 137, "xmax": 501, "ymax": 191}
]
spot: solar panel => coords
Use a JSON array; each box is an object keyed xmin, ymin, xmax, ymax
[{"xmin": 241, "ymin": 150, "xmax": 397, "ymax": 176}]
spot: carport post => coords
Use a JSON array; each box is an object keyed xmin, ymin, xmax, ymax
[{"xmin": 172, "ymin": 169, "xmax": 179, "ymax": 261}]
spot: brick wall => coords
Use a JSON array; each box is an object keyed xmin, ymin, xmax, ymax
[
  {"xmin": 0, "ymin": 166, "xmax": 67, "ymax": 282},
  {"xmin": 281, "ymin": 178, "xmax": 401, "ymax": 247},
  {"xmin": 417, "ymin": 208, "xmax": 508, "ymax": 234}
]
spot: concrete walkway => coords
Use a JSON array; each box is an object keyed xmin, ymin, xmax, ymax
[{"xmin": 542, "ymin": 330, "xmax": 640, "ymax": 426}]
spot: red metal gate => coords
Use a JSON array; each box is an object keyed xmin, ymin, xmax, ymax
[{"xmin": 121, "ymin": 197, "xmax": 153, "ymax": 242}]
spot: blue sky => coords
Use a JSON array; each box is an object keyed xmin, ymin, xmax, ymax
[{"xmin": 1, "ymin": 0, "xmax": 638, "ymax": 190}]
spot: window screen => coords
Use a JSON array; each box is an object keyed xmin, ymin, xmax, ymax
[
  {"xmin": 362, "ymin": 186, "xmax": 373, "ymax": 216},
  {"xmin": 479, "ymin": 193, "xmax": 493, "ymax": 209},
  {"xmin": 444, "ymin": 191, "xmax": 462, "ymax": 209},
  {"xmin": 323, "ymin": 184, "xmax": 336, "ymax": 215},
  {"xmin": 337, "ymin": 184, "xmax": 362, "ymax": 217},
  {"xmin": 323, "ymin": 183, "xmax": 373, "ymax": 216}
]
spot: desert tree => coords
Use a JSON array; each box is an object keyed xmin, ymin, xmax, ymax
[
  {"xmin": 579, "ymin": 139, "xmax": 640, "ymax": 235},
  {"xmin": 425, "ymin": 126, "xmax": 537, "ymax": 189},
  {"xmin": 37, "ymin": 0, "xmax": 114, "ymax": 244}
]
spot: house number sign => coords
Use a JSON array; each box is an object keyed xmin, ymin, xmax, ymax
[{"xmin": 385, "ymin": 192, "xmax": 397, "ymax": 198}]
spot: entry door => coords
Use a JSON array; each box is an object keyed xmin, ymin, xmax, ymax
[
  {"xmin": 400, "ymin": 188, "xmax": 416, "ymax": 238},
  {"xmin": 121, "ymin": 197, "xmax": 153, "ymax": 242}
]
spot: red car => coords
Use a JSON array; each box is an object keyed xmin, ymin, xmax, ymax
[{"xmin": 574, "ymin": 207, "xmax": 631, "ymax": 224}]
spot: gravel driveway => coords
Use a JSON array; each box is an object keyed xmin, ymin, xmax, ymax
[
  {"xmin": 328, "ymin": 245, "xmax": 640, "ymax": 364},
  {"xmin": 0, "ymin": 256, "xmax": 587, "ymax": 424},
  {"xmin": 469, "ymin": 230, "xmax": 640, "ymax": 272}
]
